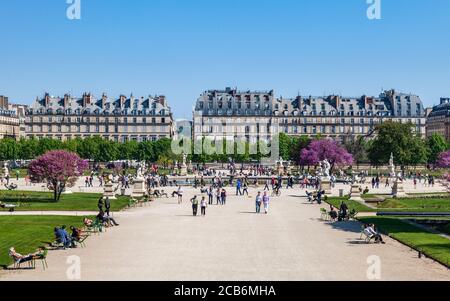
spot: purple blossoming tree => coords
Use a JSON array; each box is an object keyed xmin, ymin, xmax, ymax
[
  {"xmin": 28, "ymin": 150, "xmax": 89, "ymax": 202},
  {"xmin": 300, "ymin": 139, "xmax": 353, "ymax": 171},
  {"xmin": 437, "ymin": 150, "xmax": 450, "ymax": 169}
]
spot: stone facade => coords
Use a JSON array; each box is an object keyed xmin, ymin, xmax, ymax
[
  {"xmin": 25, "ymin": 93, "xmax": 173, "ymax": 142},
  {"xmin": 426, "ymin": 98, "xmax": 450, "ymax": 140},
  {"xmin": 0, "ymin": 95, "xmax": 20, "ymax": 140},
  {"xmin": 193, "ymin": 88, "xmax": 426, "ymax": 143}
]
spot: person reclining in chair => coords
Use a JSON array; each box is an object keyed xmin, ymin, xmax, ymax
[
  {"xmin": 0, "ymin": 201, "xmax": 17, "ymax": 212},
  {"xmin": 363, "ymin": 224, "xmax": 385, "ymax": 244},
  {"xmin": 96, "ymin": 210, "xmax": 120, "ymax": 227},
  {"xmin": 5, "ymin": 183, "xmax": 18, "ymax": 190},
  {"xmin": 9, "ymin": 247, "xmax": 44, "ymax": 266}
]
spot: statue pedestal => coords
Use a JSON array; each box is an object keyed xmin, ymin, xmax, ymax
[
  {"xmin": 320, "ymin": 177, "xmax": 332, "ymax": 195},
  {"xmin": 392, "ymin": 179, "xmax": 406, "ymax": 198},
  {"xmin": 103, "ymin": 182, "xmax": 117, "ymax": 200},
  {"xmin": 62, "ymin": 187, "xmax": 73, "ymax": 194},
  {"xmin": 180, "ymin": 165, "xmax": 188, "ymax": 176},
  {"xmin": 277, "ymin": 165, "xmax": 284, "ymax": 176},
  {"xmin": 349, "ymin": 184, "xmax": 363, "ymax": 202},
  {"xmin": 132, "ymin": 178, "xmax": 146, "ymax": 198}
]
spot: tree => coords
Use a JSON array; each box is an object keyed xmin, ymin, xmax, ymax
[
  {"xmin": 290, "ymin": 136, "xmax": 311, "ymax": 165},
  {"xmin": 299, "ymin": 139, "xmax": 353, "ymax": 171},
  {"xmin": 436, "ymin": 150, "xmax": 450, "ymax": 168},
  {"xmin": 343, "ymin": 135, "xmax": 368, "ymax": 167},
  {"xmin": 368, "ymin": 121, "xmax": 428, "ymax": 169},
  {"xmin": 0, "ymin": 138, "xmax": 20, "ymax": 160},
  {"xmin": 427, "ymin": 133, "xmax": 448, "ymax": 164},
  {"xmin": 28, "ymin": 150, "xmax": 88, "ymax": 202}
]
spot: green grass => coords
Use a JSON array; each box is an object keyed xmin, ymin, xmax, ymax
[
  {"xmin": 377, "ymin": 198, "xmax": 450, "ymax": 212},
  {"xmin": 359, "ymin": 217, "xmax": 450, "ymax": 268},
  {"xmin": 0, "ymin": 215, "xmax": 90, "ymax": 267},
  {"xmin": 0, "ymin": 190, "xmax": 130, "ymax": 212},
  {"xmin": 326, "ymin": 197, "xmax": 377, "ymax": 212}
]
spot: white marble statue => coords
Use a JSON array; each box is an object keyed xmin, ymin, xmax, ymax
[
  {"xmin": 389, "ymin": 153, "xmax": 395, "ymax": 177},
  {"xmin": 321, "ymin": 159, "xmax": 331, "ymax": 178}
]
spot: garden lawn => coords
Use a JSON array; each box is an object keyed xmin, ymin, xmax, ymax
[
  {"xmin": 377, "ymin": 198, "xmax": 450, "ymax": 213},
  {"xmin": 358, "ymin": 217, "xmax": 450, "ymax": 268},
  {"xmin": 326, "ymin": 197, "xmax": 376, "ymax": 212},
  {"xmin": 0, "ymin": 215, "xmax": 90, "ymax": 268},
  {"xmin": 0, "ymin": 191, "xmax": 129, "ymax": 212}
]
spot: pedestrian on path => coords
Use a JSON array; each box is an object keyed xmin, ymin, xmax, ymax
[
  {"xmin": 200, "ymin": 196, "xmax": 207, "ymax": 216},
  {"xmin": 255, "ymin": 191, "xmax": 262, "ymax": 213},
  {"xmin": 98, "ymin": 197, "xmax": 104, "ymax": 212},
  {"xmin": 242, "ymin": 182, "xmax": 249, "ymax": 196},
  {"xmin": 207, "ymin": 187, "xmax": 213, "ymax": 205},
  {"xmin": 221, "ymin": 189, "xmax": 227, "ymax": 205},
  {"xmin": 191, "ymin": 195, "xmax": 199, "ymax": 216},
  {"xmin": 105, "ymin": 197, "xmax": 111, "ymax": 216},
  {"xmin": 264, "ymin": 179, "xmax": 270, "ymax": 191},
  {"xmin": 262, "ymin": 192, "xmax": 270, "ymax": 214}
]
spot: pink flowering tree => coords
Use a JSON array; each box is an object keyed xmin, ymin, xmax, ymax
[
  {"xmin": 28, "ymin": 150, "xmax": 89, "ymax": 202},
  {"xmin": 437, "ymin": 150, "xmax": 450, "ymax": 169},
  {"xmin": 300, "ymin": 139, "xmax": 353, "ymax": 172}
]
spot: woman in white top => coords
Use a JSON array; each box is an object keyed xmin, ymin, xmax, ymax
[{"xmin": 177, "ymin": 186, "xmax": 183, "ymax": 204}]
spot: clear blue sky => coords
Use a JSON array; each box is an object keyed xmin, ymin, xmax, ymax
[{"xmin": 1, "ymin": 0, "xmax": 449, "ymax": 119}]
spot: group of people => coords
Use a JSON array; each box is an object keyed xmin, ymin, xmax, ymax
[{"xmin": 53, "ymin": 225, "xmax": 85, "ymax": 248}]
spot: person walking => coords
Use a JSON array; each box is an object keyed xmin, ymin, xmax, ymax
[
  {"xmin": 191, "ymin": 195, "xmax": 199, "ymax": 216},
  {"xmin": 242, "ymin": 182, "xmax": 249, "ymax": 196},
  {"xmin": 97, "ymin": 197, "xmax": 104, "ymax": 212},
  {"xmin": 215, "ymin": 188, "xmax": 221, "ymax": 205},
  {"xmin": 255, "ymin": 191, "xmax": 262, "ymax": 213},
  {"xmin": 264, "ymin": 179, "xmax": 270, "ymax": 191},
  {"xmin": 236, "ymin": 179, "xmax": 242, "ymax": 196},
  {"xmin": 262, "ymin": 191, "xmax": 270, "ymax": 214},
  {"xmin": 105, "ymin": 197, "xmax": 111, "ymax": 216},
  {"xmin": 177, "ymin": 186, "xmax": 183, "ymax": 204},
  {"xmin": 200, "ymin": 196, "xmax": 207, "ymax": 216},
  {"xmin": 221, "ymin": 189, "xmax": 227, "ymax": 205},
  {"xmin": 207, "ymin": 187, "xmax": 213, "ymax": 205}
]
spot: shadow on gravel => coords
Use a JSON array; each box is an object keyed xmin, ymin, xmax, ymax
[{"xmin": 324, "ymin": 220, "xmax": 362, "ymax": 234}]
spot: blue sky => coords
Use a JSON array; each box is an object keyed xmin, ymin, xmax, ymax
[{"xmin": 0, "ymin": 0, "xmax": 449, "ymax": 119}]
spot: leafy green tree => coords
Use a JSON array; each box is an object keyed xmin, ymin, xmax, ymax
[
  {"xmin": 18, "ymin": 138, "xmax": 39, "ymax": 160},
  {"xmin": 118, "ymin": 140, "xmax": 139, "ymax": 160},
  {"xmin": 95, "ymin": 139, "xmax": 119, "ymax": 162},
  {"xmin": 343, "ymin": 135, "xmax": 369, "ymax": 167},
  {"xmin": 368, "ymin": 121, "xmax": 428, "ymax": 169},
  {"xmin": 426, "ymin": 133, "xmax": 448, "ymax": 164},
  {"xmin": 290, "ymin": 136, "xmax": 311, "ymax": 165},
  {"xmin": 0, "ymin": 138, "xmax": 20, "ymax": 160}
]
